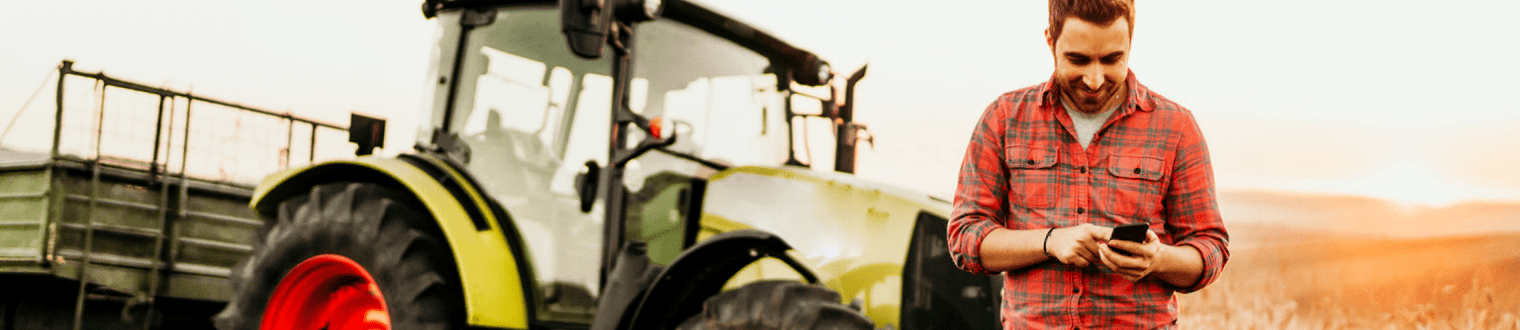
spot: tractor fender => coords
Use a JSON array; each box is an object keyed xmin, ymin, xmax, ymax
[
  {"xmin": 617, "ymin": 229, "xmax": 818, "ymax": 330},
  {"xmin": 249, "ymin": 154, "xmax": 532, "ymax": 330}
]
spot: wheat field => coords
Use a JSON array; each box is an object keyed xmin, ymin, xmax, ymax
[{"xmin": 1177, "ymin": 227, "xmax": 1520, "ymax": 329}]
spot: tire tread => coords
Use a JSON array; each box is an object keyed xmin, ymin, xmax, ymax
[
  {"xmin": 213, "ymin": 182, "xmax": 464, "ymax": 330},
  {"xmin": 677, "ymin": 280, "xmax": 876, "ymax": 330}
]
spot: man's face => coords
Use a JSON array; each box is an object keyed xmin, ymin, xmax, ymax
[{"xmin": 1047, "ymin": 17, "xmax": 1131, "ymax": 114}]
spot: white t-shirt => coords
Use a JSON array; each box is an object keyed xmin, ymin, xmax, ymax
[{"xmin": 1062, "ymin": 100, "xmax": 1119, "ymax": 150}]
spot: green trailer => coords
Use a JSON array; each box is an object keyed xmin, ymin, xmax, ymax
[{"xmin": 0, "ymin": 61, "xmax": 361, "ymax": 330}]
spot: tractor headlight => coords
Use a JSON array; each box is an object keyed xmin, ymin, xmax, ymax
[
  {"xmin": 643, "ymin": 0, "xmax": 662, "ymax": 19},
  {"xmin": 816, "ymin": 63, "xmax": 833, "ymax": 85}
]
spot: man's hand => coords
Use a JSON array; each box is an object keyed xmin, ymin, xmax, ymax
[
  {"xmin": 1044, "ymin": 224, "xmax": 1112, "ymax": 268},
  {"xmin": 1099, "ymin": 230, "xmax": 1165, "ymax": 282}
]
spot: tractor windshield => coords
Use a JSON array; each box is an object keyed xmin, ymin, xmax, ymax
[
  {"xmin": 627, "ymin": 20, "xmax": 786, "ymax": 168},
  {"xmin": 434, "ymin": 5, "xmax": 612, "ymax": 324}
]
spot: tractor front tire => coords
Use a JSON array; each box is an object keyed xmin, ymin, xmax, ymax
[
  {"xmin": 676, "ymin": 280, "xmax": 876, "ymax": 330},
  {"xmin": 213, "ymin": 182, "xmax": 464, "ymax": 330}
]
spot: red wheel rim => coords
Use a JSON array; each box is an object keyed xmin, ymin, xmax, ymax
[{"xmin": 262, "ymin": 254, "xmax": 391, "ymax": 330}]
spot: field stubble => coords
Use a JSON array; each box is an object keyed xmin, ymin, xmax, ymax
[{"xmin": 1179, "ymin": 226, "xmax": 1520, "ymax": 329}]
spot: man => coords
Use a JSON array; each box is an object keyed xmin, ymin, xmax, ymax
[{"xmin": 947, "ymin": 0, "xmax": 1229, "ymax": 328}]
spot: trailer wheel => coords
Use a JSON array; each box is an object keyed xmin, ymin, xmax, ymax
[
  {"xmin": 676, "ymin": 280, "xmax": 876, "ymax": 330},
  {"xmin": 214, "ymin": 182, "xmax": 463, "ymax": 330}
]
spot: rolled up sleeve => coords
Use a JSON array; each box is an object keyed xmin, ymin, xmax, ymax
[
  {"xmin": 948, "ymin": 99, "xmax": 1011, "ymax": 275},
  {"xmin": 1162, "ymin": 113, "xmax": 1230, "ymax": 293}
]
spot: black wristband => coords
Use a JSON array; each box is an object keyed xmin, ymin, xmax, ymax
[{"xmin": 1042, "ymin": 227, "xmax": 1056, "ymax": 257}]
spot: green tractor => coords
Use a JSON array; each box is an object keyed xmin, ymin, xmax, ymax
[{"xmin": 213, "ymin": 0, "xmax": 1003, "ymax": 329}]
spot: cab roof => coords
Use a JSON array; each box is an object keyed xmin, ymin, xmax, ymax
[{"xmin": 422, "ymin": 0, "xmax": 828, "ymax": 85}]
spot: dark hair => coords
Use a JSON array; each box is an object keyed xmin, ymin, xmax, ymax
[{"xmin": 1049, "ymin": 0, "xmax": 1135, "ymax": 42}]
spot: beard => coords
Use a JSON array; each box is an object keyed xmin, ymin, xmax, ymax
[{"xmin": 1058, "ymin": 77, "xmax": 1121, "ymax": 114}]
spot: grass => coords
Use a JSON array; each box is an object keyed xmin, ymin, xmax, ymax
[{"xmin": 1178, "ymin": 231, "xmax": 1520, "ymax": 329}]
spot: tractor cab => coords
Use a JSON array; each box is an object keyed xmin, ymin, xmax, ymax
[{"xmin": 415, "ymin": 0, "xmax": 870, "ymax": 325}]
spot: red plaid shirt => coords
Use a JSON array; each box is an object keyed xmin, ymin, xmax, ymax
[{"xmin": 949, "ymin": 72, "xmax": 1229, "ymax": 329}]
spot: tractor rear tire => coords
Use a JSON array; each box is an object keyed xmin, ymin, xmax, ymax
[
  {"xmin": 675, "ymin": 280, "xmax": 876, "ymax": 330},
  {"xmin": 213, "ymin": 182, "xmax": 464, "ymax": 330}
]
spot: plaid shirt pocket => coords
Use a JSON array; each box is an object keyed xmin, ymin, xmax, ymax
[
  {"xmin": 1107, "ymin": 154, "xmax": 1167, "ymax": 222},
  {"xmin": 1006, "ymin": 144, "xmax": 1059, "ymax": 211}
]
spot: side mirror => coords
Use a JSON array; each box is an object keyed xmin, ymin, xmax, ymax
[
  {"xmin": 349, "ymin": 113, "xmax": 387, "ymax": 156},
  {"xmin": 561, "ymin": 0, "xmax": 612, "ymax": 59}
]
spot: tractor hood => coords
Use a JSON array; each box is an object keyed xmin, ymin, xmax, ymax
[{"xmin": 699, "ymin": 164, "xmax": 950, "ymax": 270}]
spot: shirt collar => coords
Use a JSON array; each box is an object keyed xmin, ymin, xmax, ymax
[{"xmin": 1036, "ymin": 69, "xmax": 1155, "ymax": 113}]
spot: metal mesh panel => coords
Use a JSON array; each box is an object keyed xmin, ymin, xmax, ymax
[
  {"xmin": 9, "ymin": 62, "xmax": 353, "ymax": 185},
  {"xmin": 181, "ymin": 100, "xmax": 290, "ymax": 183}
]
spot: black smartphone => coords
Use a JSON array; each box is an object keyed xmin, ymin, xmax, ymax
[
  {"xmin": 1108, "ymin": 223, "xmax": 1148, "ymax": 256},
  {"xmin": 1111, "ymin": 223, "xmax": 1148, "ymax": 243}
]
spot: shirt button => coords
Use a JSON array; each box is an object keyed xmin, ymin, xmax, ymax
[
  {"xmin": 1027, "ymin": 159, "xmax": 1036, "ymax": 165},
  {"xmin": 1080, "ymin": 166, "xmax": 1087, "ymax": 174},
  {"xmin": 1076, "ymin": 208, "xmax": 1085, "ymax": 214},
  {"xmin": 1072, "ymin": 287, "xmax": 1080, "ymax": 294},
  {"xmin": 1133, "ymin": 168, "xmax": 1142, "ymax": 174}
]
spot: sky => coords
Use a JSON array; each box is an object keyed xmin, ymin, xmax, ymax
[{"xmin": 1, "ymin": 0, "xmax": 1518, "ymax": 207}]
